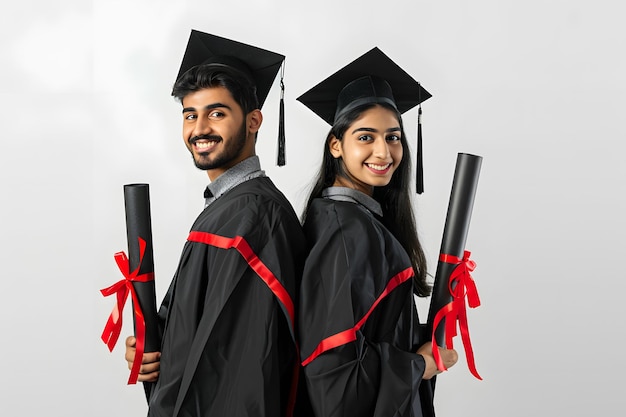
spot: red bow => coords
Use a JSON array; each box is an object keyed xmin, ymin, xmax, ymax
[
  {"xmin": 431, "ymin": 250, "xmax": 482, "ymax": 380},
  {"xmin": 100, "ymin": 237, "xmax": 154, "ymax": 384}
]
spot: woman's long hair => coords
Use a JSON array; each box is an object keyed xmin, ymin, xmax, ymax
[{"xmin": 303, "ymin": 103, "xmax": 430, "ymax": 296}]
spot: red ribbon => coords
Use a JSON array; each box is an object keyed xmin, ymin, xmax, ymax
[
  {"xmin": 187, "ymin": 231, "xmax": 295, "ymax": 326},
  {"xmin": 100, "ymin": 237, "xmax": 154, "ymax": 384},
  {"xmin": 186, "ymin": 230, "xmax": 300, "ymax": 416},
  {"xmin": 431, "ymin": 250, "xmax": 482, "ymax": 380},
  {"xmin": 301, "ymin": 267, "xmax": 414, "ymax": 367}
]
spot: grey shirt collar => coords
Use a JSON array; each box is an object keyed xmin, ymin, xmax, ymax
[
  {"xmin": 204, "ymin": 156, "xmax": 265, "ymax": 207},
  {"xmin": 321, "ymin": 186, "xmax": 383, "ymax": 217}
]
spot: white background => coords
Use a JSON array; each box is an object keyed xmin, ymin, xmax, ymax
[{"xmin": 1, "ymin": 0, "xmax": 624, "ymax": 415}]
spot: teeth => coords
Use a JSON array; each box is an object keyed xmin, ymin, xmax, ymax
[
  {"xmin": 367, "ymin": 163, "xmax": 390, "ymax": 171},
  {"xmin": 195, "ymin": 141, "xmax": 215, "ymax": 149}
]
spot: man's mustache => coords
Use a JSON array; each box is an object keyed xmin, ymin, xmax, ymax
[{"xmin": 190, "ymin": 134, "xmax": 222, "ymax": 144}]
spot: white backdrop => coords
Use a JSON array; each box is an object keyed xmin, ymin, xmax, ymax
[{"xmin": 1, "ymin": 0, "xmax": 625, "ymax": 415}]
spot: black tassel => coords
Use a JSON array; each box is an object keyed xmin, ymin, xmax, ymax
[
  {"xmin": 277, "ymin": 62, "xmax": 286, "ymax": 166},
  {"xmin": 416, "ymin": 105, "xmax": 424, "ymax": 194}
]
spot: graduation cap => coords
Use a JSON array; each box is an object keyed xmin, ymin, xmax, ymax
[
  {"xmin": 297, "ymin": 47, "xmax": 431, "ymax": 193},
  {"xmin": 176, "ymin": 29, "xmax": 288, "ymax": 165}
]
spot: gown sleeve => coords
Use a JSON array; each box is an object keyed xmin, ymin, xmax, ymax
[
  {"xmin": 142, "ymin": 272, "xmax": 174, "ymax": 403},
  {"xmin": 299, "ymin": 201, "xmax": 435, "ymax": 417}
]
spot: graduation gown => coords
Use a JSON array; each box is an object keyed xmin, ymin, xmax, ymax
[
  {"xmin": 299, "ymin": 191, "xmax": 435, "ymax": 417},
  {"xmin": 147, "ymin": 176, "xmax": 306, "ymax": 417}
]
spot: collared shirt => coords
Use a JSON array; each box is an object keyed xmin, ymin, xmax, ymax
[
  {"xmin": 321, "ymin": 186, "xmax": 383, "ymax": 217},
  {"xmin": 203, "ymin": 156, "xmax": 266, "ymax": 207}
]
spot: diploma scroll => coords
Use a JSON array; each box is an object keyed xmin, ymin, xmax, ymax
[
  {"xmin": 426, "ymin": 153, "xmax": 482, "ymax": 378},
  {"xmin": 124, "ymin": 183, "xmax": 160, "ymax": 354}
]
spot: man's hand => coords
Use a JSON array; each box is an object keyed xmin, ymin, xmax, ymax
[{"xmin": 125, "ymin": 336, "xmax": 161, "ymax": 382}]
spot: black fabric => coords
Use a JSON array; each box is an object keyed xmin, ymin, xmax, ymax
[
  {"xmin": 147, "ymin": 177, "xmax": 308, "ymax": 417},
  {"xmin": 299, "ymin": 197, "xmax": 435, "ymax": 417},
  {"xmin": 176, "ymin": 30, "xmax": 285, "ymax": 109},
  {"xmin": 296, "ymin": 47, "xmax": 431, "ymax": 126}
]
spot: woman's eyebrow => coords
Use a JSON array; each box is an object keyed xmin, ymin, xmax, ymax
[{"xmin": 351, "ymin": 126, "xmax": 401, "ymax": 134}]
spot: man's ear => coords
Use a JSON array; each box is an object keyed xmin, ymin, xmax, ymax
[
  {"xmin": 329, "ymin": 135, "xmax": 342, "ymax": 158},
  {"xmin": 248, "ymin": 109, "xmax": 263, "ymax": 134}
]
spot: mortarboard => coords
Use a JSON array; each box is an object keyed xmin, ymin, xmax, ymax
[
  {"xmin": 297, "ymin": 47, "xmax": 431, "ymax": 193},
  {"xmin": 176, "ymin": 29, "xmax": 288, "ymax": 165}
]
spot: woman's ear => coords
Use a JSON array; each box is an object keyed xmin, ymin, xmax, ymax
[
  {"xmin": 329, "ymin": 135, "xmax": 342, "ymax": 158},
  {"xmin": 248, "ymin": 109, "xmax": 263, "ymax": 134}
]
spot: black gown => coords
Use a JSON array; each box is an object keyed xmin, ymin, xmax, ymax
[
  {"xmin": 147, "ymin": 177, "xmax": 307, "ymax": 417},
  {"xmin": 299, "ymin": 190, "xmax": 435, "ymax": 417}
]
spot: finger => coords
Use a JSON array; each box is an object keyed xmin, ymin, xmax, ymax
[
  {"xmin": 141, "ymin": 351, "xmax": 161, "ymax": 364},
  {"xmin": 125, "ymin": 336, "xmax": 137, "ymax": 348},
  {"xmin": 139, "ymin": 361, "xmax": 160, "ymax": 374},
  {"xmin": 136, "ymin": 370, "xmax": 160, "ymax": 383},
  {"xmin": 128, "ymin": 354, "xmax": 161, "ymax": 370},
  {"xmin": 128, "ymin": 358, "xmax": 160, "ymax": 373},
  {"xmin": 441, "ymin": 348, "xmax": 459, "ymax": 368},
  {"xmin": 125, "ymin": 347, "xmax": 136, "ymax": 364}
]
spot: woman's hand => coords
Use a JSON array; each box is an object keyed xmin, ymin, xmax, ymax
[{"xmin": 417, "ymin": 342, "xmax": 458, "ymax": 380}]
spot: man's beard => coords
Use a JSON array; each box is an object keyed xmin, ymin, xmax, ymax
[{"xmin": 190, "ymin": 122, "xmax": 247, "ymax": 171}]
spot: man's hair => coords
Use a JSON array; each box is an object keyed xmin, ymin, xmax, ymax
[{"xmin": 171, "ymin": 64, "xmax": 260, "ymax": 115}]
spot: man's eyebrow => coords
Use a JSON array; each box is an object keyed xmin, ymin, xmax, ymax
[{"xmin": 182, "ymin": 102, "xmax": 232, "ymax": 113}]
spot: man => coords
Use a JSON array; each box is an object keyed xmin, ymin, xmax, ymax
[{"xmin": 124, "ymin": 30, "xmax": 307, "ymax": 417}]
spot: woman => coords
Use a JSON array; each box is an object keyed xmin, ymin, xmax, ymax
[{"xmin": 296, "ymin": 48, "xmax": 458, "ymax": 417}]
